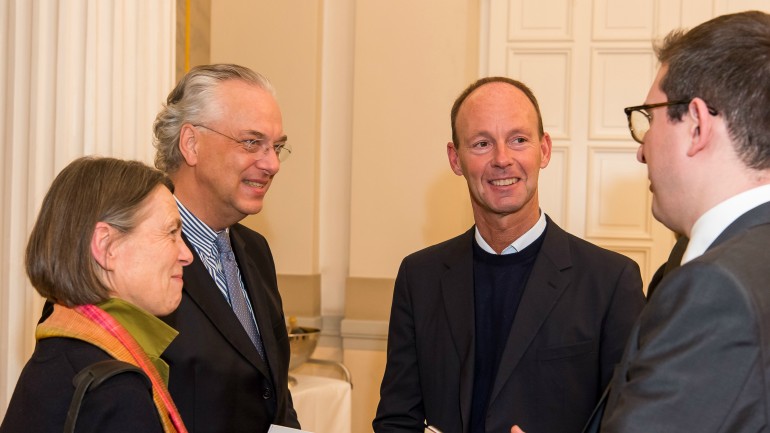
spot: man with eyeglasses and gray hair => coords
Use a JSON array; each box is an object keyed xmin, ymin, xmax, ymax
[
  {"xmin": 575, "ymin": 10, "xmax": 770, "ymax": 433},
  {"xmin": 153, "ymin": 64, "xmax": 299, "ymax": 433}
]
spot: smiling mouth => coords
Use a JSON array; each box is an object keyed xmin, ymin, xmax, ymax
[
  {"xmin": 244, "ymin": 180, "xmax": 266, "ymax": 188},
  {"xmin": 490, "ymin": 178, "xmax": 519, "ymax": 186}
]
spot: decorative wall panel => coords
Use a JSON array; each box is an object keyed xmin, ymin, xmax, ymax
[
  {"xmin": 717, "ymin": 0, "xmax": 770, "ymax": 15},
  {"xmin": 507, "ymin": 0, "xmax": 573, "ymax": 41},
  {"xmin": 657, "ymin": 0, "xmax": 715, "ymax": 37},
  {"xmin": 593, "ymin": 0, "xmax": 655, "ymax": 40},
  {"xmin": 507, "ymin": 49, "xmax": 571, "ymax": 139},
  {"xmin": 586, "ymin": 147, "xmax": 652, "ymax": 238},
  {"xmin": 589, "ymin": 49, "xmax": 656, "ymax": 139}
]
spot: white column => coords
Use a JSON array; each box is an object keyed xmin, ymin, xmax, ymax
[
  {"xmin": 0, "ymin": 0, "xmax": 175, "ymax": 417},
  {"xmin": 318, "ymin": 0, "xmax": 355, "ymax": 346}
]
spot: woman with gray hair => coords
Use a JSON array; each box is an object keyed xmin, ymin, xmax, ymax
[{"xmin": 0, "ymin": 157, "xmax": 192, "ymax": 433}]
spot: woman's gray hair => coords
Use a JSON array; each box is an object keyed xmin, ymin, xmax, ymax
[{"xmin": 153, "ymin": 64, "xmax": 275, "ymax": 172}]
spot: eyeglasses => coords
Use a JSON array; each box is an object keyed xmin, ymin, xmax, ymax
[
  {"xmin": 623, "ymin": 100, "xmax": 718, "ymax": 144},
  {"xmin": 193, "ymin": 124, "xmax": 292, "ymax": 162}
]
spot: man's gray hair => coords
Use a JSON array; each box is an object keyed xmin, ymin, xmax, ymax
[{"xmin": 153, "ymin": 64, "xmax": 275, "ymax": 172}]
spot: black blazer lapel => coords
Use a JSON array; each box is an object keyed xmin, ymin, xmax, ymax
[
  {"xmin": 488, "ymin": 218, "xmax": 571, "ymax": 404},
  {"xmin": 440, "ymin": 228, "xmax": 476, "ymax": 430},
  {"xmin": 181, "ymin": 235, "xmax": 271, "ymax": 378}
]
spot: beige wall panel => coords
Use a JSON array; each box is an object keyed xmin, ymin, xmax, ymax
[
  {"xmin": 717, "ymin": 0, "xmax": 770, "ymax": 14},
  {"xmin": 657, "ymin": 0, "xmax": 715, "ymax": 37},
  {"xmin": 348, "ymin": 0, "xmax": 479, "ymax": 278},
  {"xmin": 589, "ymin": 49, "xmax": 656, "ymax": 139},
  {"xmin": 343, "ymin": 348, "xmax": 387, "ymax": 433},
  {"xmin": 344, "ymin": 278, "xmax": 396, "ymax": 321},
  {"xmin": 507, "ymin": 0, "xmax": 573, "ymax": 40},
  {"xmin": 211, "ymin": 0, "xmax": 321, "ymax": 276},
  {"xmin": 593, "ymin": 0, "xmax": 655, "ymax": 40},
  {"xmin": 278, "ymin": 274, "xmax": 321, "ymax": 317},
  {"xmin": 540, "ymin": 146, "xmax": 569, "ymax": 226},
  {"xmin": 506, "ymin": 49, "xmax": 571, "ymax": 139},
  {"xmin": 586, "ymin": 147, "xmax": 653, "ymax": 239},
  {"xmin": 659, "ymin": 1, "xmax": 770, "ymax": 38}
]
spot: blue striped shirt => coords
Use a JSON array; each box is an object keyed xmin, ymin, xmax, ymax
[{"xmin": 175, "ymin": 198, "xmax": 261, "ymax": 328}]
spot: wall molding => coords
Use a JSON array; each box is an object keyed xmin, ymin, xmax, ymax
[{"xmin": 341, "ymin": 319, "xmax": 388, "ymax": 351}]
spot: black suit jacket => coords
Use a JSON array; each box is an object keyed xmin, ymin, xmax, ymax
[
  {"xmin": 0, "ymin": 338, "xmax": 161, "ymax": 433},
  {"xmin": 161, "ymin": 223, "xmax": 299, "ymax": 433},
  {"xmin": 646, "ymin": 235, "xmax": 688, "ymax": 300},
  {"xmin": 374, "ymin": 217, "xmax": 645, "ymax": 433},
  {"xmin": 584, "ymin": 201, "xmax": 770, "ymax": 433}
]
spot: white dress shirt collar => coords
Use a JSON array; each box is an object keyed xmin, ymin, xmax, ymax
[
  {"xmin": 681, "ymin": 184, "xmax": 770, "ymax": 264},
  {"xmin": 475, "ymin": 211, "xmax": 547, "ymax": 255}
]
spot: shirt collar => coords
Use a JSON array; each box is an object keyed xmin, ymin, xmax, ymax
[
  {"xmin": 474, "ymin": 211, "xmax": 547, "ymax": 255},
  {"xmin": 682, "ymin": 184, "xmax": 770, "ymax": 264},
  {"xmin": 175, "ymin": 197, "xmax": 222, "ymax": 254}
]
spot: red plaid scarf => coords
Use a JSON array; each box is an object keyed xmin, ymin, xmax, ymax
[{"xmin": 37, "ymin": 304, "xmax": 188, "ymax": 433}]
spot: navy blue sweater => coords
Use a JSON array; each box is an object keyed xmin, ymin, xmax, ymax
[{"xmin": 470, "ymin": 231, "xmax": 545, "ymax": 433}]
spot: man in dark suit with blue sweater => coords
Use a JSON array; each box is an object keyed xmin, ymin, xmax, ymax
[{"xmin": 373, "ymin": 77, "xmax": 645, "ymax": 433}]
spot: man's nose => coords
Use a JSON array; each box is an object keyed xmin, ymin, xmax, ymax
[
  {"xmin": 492, "ymin": 143, "xmax": 513, "ymax": 166},
  {"xmin": 256, "ymin": 145, "xmax": 281, "ymax": 174}
]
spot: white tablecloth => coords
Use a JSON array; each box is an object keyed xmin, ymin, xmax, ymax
[{"xmin": 290, "ymin": 374, "xmax": 352, "ymax": 433}]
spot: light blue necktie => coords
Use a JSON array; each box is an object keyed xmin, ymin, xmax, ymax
[{"xmin": 215, "ymin": 230, "xmax": 266, "ymax": 361}]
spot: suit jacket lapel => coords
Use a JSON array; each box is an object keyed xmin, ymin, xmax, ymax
[
  {"xmin": 181, "ymin": 234, "xmax": 271, "ymax": 378},
  {"xmin": 229, "ymin": 227, "xmax": 279, "ymax": 384},
  {"xmin": 710, "ymin": 201, "xmax": 770, "ymax": 249},
  {"xmin": 440, "ymin": 228, "xmax": 476, "ymax": 431},
  {"xmin": 488, "ymin": 218, "xmax": 571, "ymax": 405}
]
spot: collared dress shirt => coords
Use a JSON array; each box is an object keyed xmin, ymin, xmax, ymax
[{"xmin": 682, "ymin": 184, "xmax": 770, "ymax": 264}]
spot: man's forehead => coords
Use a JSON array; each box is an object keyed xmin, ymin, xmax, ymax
[
  {"xmin": 457, "ymin": 84, "xmax": 537, "ymax": 124},
  {"xmin": 462, "ymin": 83, "xmax": 534, "ymax": 112},
  {"xmin": 213, "ymin": 81, "xmax": 282, "ymax": 124}
]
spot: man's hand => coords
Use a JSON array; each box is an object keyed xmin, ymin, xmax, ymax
[{"xmin": 511, "ymin": 426, "xmax": 526, "ymax": 433}]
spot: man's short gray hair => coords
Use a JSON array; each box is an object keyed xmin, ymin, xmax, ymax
[{"xmin": 153, "ymin": 64, "xmax": 275, "ymax": 172}]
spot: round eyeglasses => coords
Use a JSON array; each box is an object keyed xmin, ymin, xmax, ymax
[
  {"xmin": 623, "ymin": 100, "xmax": 718, "ymax": 144},
  {"xmin": 193, "ymin": 124, "xmax": 292, "ymax": 162}
]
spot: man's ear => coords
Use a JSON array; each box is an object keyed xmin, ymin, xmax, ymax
[
  {"xmin": 686, "ymin": 98, "xmax": 714, "ymax": 157},
  {"xmin": 179, "ymin": 123, "xmax": 200, "ymax": 167},
  {"xmin": 91, "ymin": 222, "xmax": 115, "ymax": 271},
  {"xmin": 447, "ymin": 142, "xmax": 464, "ymax": 176},
  {"xmin": 539, "ymin": 132, "xmax": 553, "ymax": 169}
]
